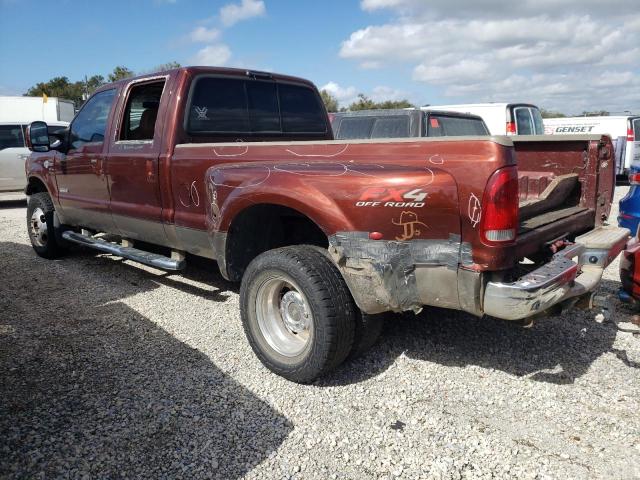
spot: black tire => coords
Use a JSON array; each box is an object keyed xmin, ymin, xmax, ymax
[
  {"xmin": 26, "ymin": 192, "xmax": 65, "ymax": 259},
  {"xmin": 240, "ymin": 245, "xmax": 357, "ymax": 383},
  {"xmin": 350, "ymin": 312, "xmax": 385, "ymax": 359}
]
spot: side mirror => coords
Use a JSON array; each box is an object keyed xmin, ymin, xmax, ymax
[{"xmin": 27, "ymin": 121, "xmax": 50, "ymax": 152}]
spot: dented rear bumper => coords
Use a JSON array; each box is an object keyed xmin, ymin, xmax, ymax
[
  {"xmin": 329, "ymin": 226, "xmax": 630, "ymax": 319},
  {"xmin": 483, "ymin": 226, "xmax": 629, "ymax": 320}
]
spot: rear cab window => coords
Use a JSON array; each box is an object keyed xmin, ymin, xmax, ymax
[
  {"xmin": 335, "ymin": 115, "xmax": 410, "ymax": 140},
  {"xmin": 336, "ymin": 117, "xmax": 375, "ymax": 139},
  {"xmin": 184, "ymin": 75, "xmax": 329, "ymax": 142},
  {"xmin": 633, "ymin": 118, "xmax": 640, "ymax": 139},
  {"xmin": 425, "ymin": 114, "xmax": 489, "ymax": 137},
  {"xmin": 0, "ymin": 125, "xmax": 25, "ymax": 150},
  {"xmin": 512, "ymin": 105, "xmax": 544, "ymax": 135}
]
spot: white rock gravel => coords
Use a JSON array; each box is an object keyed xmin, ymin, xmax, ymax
[{"xmin": 1, "ymin": 188, "xmax": 639, "ymax": 479}]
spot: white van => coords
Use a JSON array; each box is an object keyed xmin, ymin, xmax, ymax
[
  {"xmin": 0, "ymin": 122, "xmax": 68, "ymax": 192},
  {"xmin": 543, "ymin": 116, "xmax": 640, "ymax": 175},
  {"xmin": 421, "ymin": 103, "xmax": 544, "ymax": 136}
]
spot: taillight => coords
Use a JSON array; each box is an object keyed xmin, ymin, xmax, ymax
[
  {"xmin": 628, "ymin": 127, "xmax": 635, "ymax": 142},
  {"xmin": 630, "ymin": 173, "xmax": 640, "ymax": 185},
  {"xmin": 506, "ymin": 121, "xmax": 516, "ymax": 135},
  {"xmin": 480, "ymin": 166, "xmax": 519, "ymax": 245}
]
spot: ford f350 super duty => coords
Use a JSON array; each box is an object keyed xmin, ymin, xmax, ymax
[{"xmin": 24, "ymin": 67, "xmax": 629, "ymax": 382}]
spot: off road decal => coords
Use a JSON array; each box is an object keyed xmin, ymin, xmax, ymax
[{"xmin": 356, "ymin": 187, "xmax": 428, "ymax": 208}]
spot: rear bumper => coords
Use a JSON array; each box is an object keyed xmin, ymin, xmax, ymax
[{"xmin": 484, "ymin": 226, "xmax": 630, "ymax": 320}]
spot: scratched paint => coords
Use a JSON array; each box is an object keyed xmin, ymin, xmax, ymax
[
  {"xmin": 178, "ymin": 181, "xmax": 201, "ymax": 208},
  {"xmin": 468, "ymin": 193, "xmax": 482, "ymax": 228}
]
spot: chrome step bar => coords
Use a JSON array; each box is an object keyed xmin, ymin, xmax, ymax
[{"xmin": 62, "ymin": 231, "xmax": 186, "ymax": 271}]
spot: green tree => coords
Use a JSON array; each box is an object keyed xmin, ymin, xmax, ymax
[
  {"xmin": 540, "ymin": 108, "xmax": 566, "ymax": 118},
  {"xmin": 86, "ymin": 75, "xmax": 105, "ymax": 92},
  {"xmin": 348, "ymin": 94, "xmax": 377, "ymax": 111},
  {"xmin": 320, "ymin": 89, "xmax": 339, "ymax": 113},
  {"xmin": 581, "ymin": 110, "xmax": 609, "ymax": 117},
  {"xmin": 154, "ymin": 61, "xmax": 181, "ymax": 71},
  {"xmin": 108, "ymin": 66, "xmax": 134, "ymax": 82},
  {"xmin": 347, "ymin": 93, "xmax": 414, "ymax": 111},
  {"xmin": 24, "ymin": 76, "xmax": 84, "ymax": 105},
  {"xmin": 375, "ymin": 99, "xmax": 414, "ymax": 109}
]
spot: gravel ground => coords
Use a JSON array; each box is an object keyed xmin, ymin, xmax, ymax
[{"xmin": 1, "ymin": 188, "xmax": 639, "ymax": 480}]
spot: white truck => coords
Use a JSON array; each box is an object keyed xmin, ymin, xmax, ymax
[
  {"xmin": 543, "ymin": 115, "xmax": 640, "ymax": 175},
  {"xmin": 0, "ymin": 96, "xmax": 75, "ymax": 123},
  {"xmin": 0, "ymin": 96, "xmax": 73, "ymax": 192},
  {"xmin": 422, "ymin": 103, "xmax": 545, "ymax": 136}
]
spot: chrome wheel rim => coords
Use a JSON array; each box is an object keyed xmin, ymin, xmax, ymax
[
  {"xmin": 29, "ymin": 207, "xmax": 48, "ymax": 247},
  {"xmin": 255, "ymin": 275, "xmax": 312, "ymax": 357}
]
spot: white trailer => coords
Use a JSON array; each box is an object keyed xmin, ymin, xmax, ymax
[
  {"xmin": 543, "ymin": 116, "xmax": 640, "ymax": 175},
  {"xmin": 0, "ymin": 96, "xmax": 75, "ymax": 123}
]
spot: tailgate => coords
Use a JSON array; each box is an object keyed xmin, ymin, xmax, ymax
[{"xmin": 511, "ymin": 134, "xmax": 615, "ymax": 259}]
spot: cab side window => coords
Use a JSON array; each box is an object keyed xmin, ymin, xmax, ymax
[
  {"xmin": 70, "ymin": 89, "xmax": 116, "ymax": 149},
  {"xmin": 0, "ymin": 125, "xmax": 25, "ymax": 150},
  {"xmin": 120, "ymin": 81, "xmax": 165, "ymax": 141}
]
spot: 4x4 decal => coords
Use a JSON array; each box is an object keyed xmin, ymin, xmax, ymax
[{"xmin": 355, "ymin": 187, "xmax": 428, "ymax": 208}]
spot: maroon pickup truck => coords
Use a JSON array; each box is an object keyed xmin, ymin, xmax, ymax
[{"xmin": 24, "ymin": 66, "xmax": 629, "ymax": 382}]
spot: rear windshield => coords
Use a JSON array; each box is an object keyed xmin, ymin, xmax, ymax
[
  {"xmin": 513, "ymin": 106, "xmax": 544, "ymax": 135},
  {"xmin": 335, "ymin": 115, "xmax": 411, "ymax": 139},
  {"xmin": 514, "ymin": 107, "xmax": 534, "ymax": 135},
  {"xmin": 531, "ymin": 108, "xmax": 544, "ymax": 134},
  {"xmin": 0, "ymin": 125, "xmax": 25, "ymax": 150},
  {"xmin": 425, "ymin": 114, "xmax": 488, "ymax": 137},
  {"xmin": 186, "ymin": 76, "xmax": 327, "ymax": 136}
]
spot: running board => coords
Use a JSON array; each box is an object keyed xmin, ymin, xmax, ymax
[{"xmin": 62, "ymin": 231, "xmax": 186, "ymax": 271}]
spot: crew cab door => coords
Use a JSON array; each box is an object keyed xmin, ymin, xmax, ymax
[
  {"xmin": 107, "ymin": 78, "xmax": 167, "ymax": 243},
  {"xmin": 0, "ymin": 124, "xmax": 28, "ymax": 192},
  {"xmin": 55, "ymin": 89, "xmax": 117, "ymax": 230}
]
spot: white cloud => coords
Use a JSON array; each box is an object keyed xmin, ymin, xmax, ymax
[
  {"xmin": 341, "ymin": 2, "xmax": 640, "ymax": 113},
  {"xmin": 189, "ymin": 26, "xmax": 220, "ymax": 43},
  {"xmin": 320, "ymin": 81, "xmax": 359, "ymax": 106},
  {"xmin": 220, "ymin": 0, "xmax": 266, "ymax": 27},
  {"xmin": 321, "ymin": 82, "xmax": 410, "ymax": 107},
  {"xmin": 192, "ymin": 44, "xmax": 232, "ymax": 66},
  {"xmin": 370, "ymin": 85, "xmax": 406, "ymax": 102}
]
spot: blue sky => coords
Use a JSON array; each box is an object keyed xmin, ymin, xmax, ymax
[
  {"xmin": 1, "ymin": 0, "xmax": 639, "ymax": 114},
  {"xmin": 0, "ymin": 0, "xmax": 427, "ymax": 106}
]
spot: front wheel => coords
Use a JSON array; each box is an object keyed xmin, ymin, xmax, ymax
[
  {"xmin": 26, "ymin": 192, "xmax": 65, "ymax": 259},
  {"xmin": 240, "ymin": 245, "xmax": 357, "ymax": 383}
]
